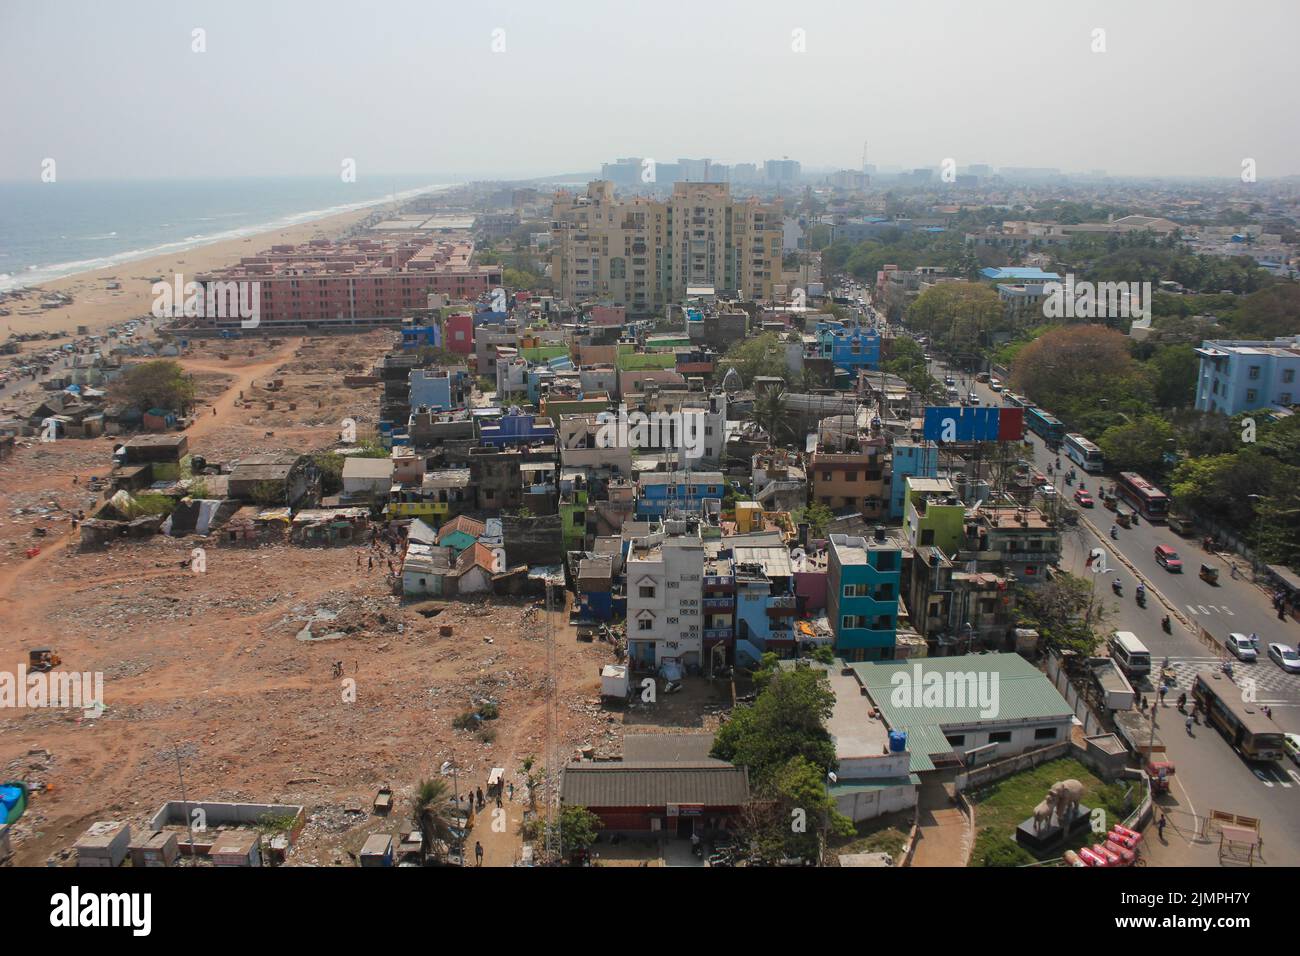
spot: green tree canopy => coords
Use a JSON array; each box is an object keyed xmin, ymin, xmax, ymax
[{"xmin": 109, "ymin": 359, "xmax": 195, "ymax": 413}]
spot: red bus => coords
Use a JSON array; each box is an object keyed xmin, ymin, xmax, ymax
[{"xmin": 1115, "ymin": 472, "xmax": 1169, "ymax": 521}]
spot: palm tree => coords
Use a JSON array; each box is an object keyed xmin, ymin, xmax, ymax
[
  {"xmin": 748, "ymin": 386, "xmax": 791, "ymax": 446},
  {"xmin": 411, "ymin": 777, "xmax": 457, "ymax": 865}
]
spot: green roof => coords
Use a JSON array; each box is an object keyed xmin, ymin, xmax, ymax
[{"xmin": 849, "ymin": 653, "xmax": 1073, "ymax": 773}]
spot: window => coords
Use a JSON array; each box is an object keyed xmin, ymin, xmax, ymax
[
  {"xmin": 639, "ymin": 585, "xmax": 656, "ymax": 599},
  {"xmin": 989, "ymin": 731, "xmax": 1012, "ymax": 744},
  {"xmin": 1246, "ymin": 389, "xmax": 1257, "ymax": 402},
  {"xmin": 920, "ymin": 529, "xmax": 935, "ymax": 546},
  {"xmin": 845, "ymin": 472, "xmax": 857, "ymax": 482},
  {"xmin": 1284, "ymin": 369, "xmax": 1296, "ymax": 384},
  {"xmin": 1034, "ymin": 727, "xmax": 1058, "ymax": 741},
  {"xmin": 945, "ymin": 734, "xmax": 966, "ymax": 747},
  {"xmin": 822, "ymin": 471, "xmax": 832, "ymax": 481},
  {"xmin": 874, "ymin": 551, "xmax": 898, "ymax": 572},
  {"xmin": 637, "ymin": 618, "xmax": 652, "ymax": 631}
]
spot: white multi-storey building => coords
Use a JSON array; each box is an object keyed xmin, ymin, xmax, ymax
[{"xmin": 625, "ymin": 521, "xmax": 705, "ymax": 671}]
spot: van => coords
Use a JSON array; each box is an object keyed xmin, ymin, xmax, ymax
[{"xmin": 1109, "ymin": 631, "xmax": 1152, "ymax": 680}]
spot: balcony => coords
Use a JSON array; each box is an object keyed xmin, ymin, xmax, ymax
[{"xmin": 703, "ymin": 596, "xmax": 733, "ymax": 611}]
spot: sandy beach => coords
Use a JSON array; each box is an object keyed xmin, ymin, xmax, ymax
[{"xmin": 1, "ymin": 205, "xmax": 378, "ymax": 349}]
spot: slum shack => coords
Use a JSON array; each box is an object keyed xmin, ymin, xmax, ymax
[
  {"xmin": 128, "ymin": 830, "xmax": 180, "ymax": 868},
  {"xmin": 359, "ymin": 833, "xmax": 394, "ymax": 867},
  {"xmin": 290, "ymin": 507, "xmax": 370, "ymax": 546}
]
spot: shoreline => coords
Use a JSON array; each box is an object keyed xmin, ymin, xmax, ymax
[{"xmin": 1, "ymin": 184, "xmax": 459, "ymax": 346}]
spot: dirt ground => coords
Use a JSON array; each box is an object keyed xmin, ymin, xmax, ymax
[{"xmin": 0, "ymin": 334, "xmax": 640, "ymax": 867}]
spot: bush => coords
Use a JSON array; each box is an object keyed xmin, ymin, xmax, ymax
[
  {"xmin": 477, "ymin": 701, "xmax": 499, "ymax": 720},
  {"xmin": 452, "ymin": 711, "xmax": 479, "ymax": 730},
  {"xmin": 477, "ymin": 727, "xmax": 498, "ymax": 744}
]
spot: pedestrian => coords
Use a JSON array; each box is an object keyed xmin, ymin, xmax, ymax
[
  {"xmin": 507, "ymin": 782, "xmax": 514, "ymax": 800},
  {"xmin": 496, "ymin": 791, "xmax": 502, "ymax": 809},
  {"xmin": 367, "ymin": 554, "xmax": 373, "ymax": 571},
  {"xmin": 1158, "ymin": 685, "xmax": 1167, "ymax": 705},
  {"xmin": 1157, "ymin": 812, "xmax": 1167, "ymax": 840},
  {"xmin": 1185, "ymin": 715, "xmax": 1193, "ymax": 734},
  {"xmin": 356, "ymin": 551, "xmax": 362, "ymax": 568},
  {"xmin": 475, "ymin": 840, "xmax": 483, "ymax": 866},
  {"xmin": 476, "ymin": 786, "xmax": 484, "ymax": 808},
  {"xmin": 212, "ymin": 406, "xmax": 217, "ymax": 416}
]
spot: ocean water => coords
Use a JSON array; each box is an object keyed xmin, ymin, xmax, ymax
[{"xmin": 0, "ymin": 176, "xmax": 457, "ymax": 292}]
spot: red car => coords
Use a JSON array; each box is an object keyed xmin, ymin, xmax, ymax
[{"xmin": 1074, "ymin": 489, "xmax": 1095, "ymax": 507}]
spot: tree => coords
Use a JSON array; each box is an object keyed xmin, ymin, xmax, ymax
[
  {"xmin": 1097, "ymin": 415, "xmax": 1176, "ymax": 474},
  {"xmin": 741, "ymin": 755, "xmax": 854, "ymax": 863},
  {"xmin": 1012, "ymin": 325, "xmax": 1151, "ymax": 432},
  {"xmin": 411, "ymin": 777, "xmax": 457, "ymax": 864},
  {"xmin": 748, "ymin": 386, "xmax": 792, "ymax": 446},
  {"xmin": 722, "ymin": 333, "xmax": 788, "ymax": 386},
  {"xmin": 551, "ymin": 805, "xmax": 600, "ymax": 859},
  {"xmin": 711, "ymin": 665, "xmax": 837, "ymax": 785},
  {"xmin": 792, "ymin": 501, "xmax": 833, "ymax": 537},
  {"xmin": 1016, "ymin": 572, "xmax": 1111, "ymax": 656},
  {"xmin": 1145, "ymin": 344, "xmax": 1199, "ymax": 408},
  {"xmin": 906, "ymin": 283, "xmax": 1003, "ymax": 355},
  {"xmin": 109, "ymin": 359, "xmax": 195, "ymax": 413}
]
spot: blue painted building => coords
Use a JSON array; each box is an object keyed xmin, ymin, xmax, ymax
[
  {"xmin": 478, "ymin": 408, "xmax": 557, "ymax": 448},
  {"xmin": 1194, "ymin": 336, "xmax": 1300, "ymax": 416},
  {"xmin": 635, "ymin": 471, "xmax": 726, "ymax": 519},
  {"xmin": 409, "ymin": 368, "xmax": 468, "ymax": 412},
  {"xmin": 401, "ymin": 325, "xmax": 442, "ymax": 350},
  {"xmin": 888, "ymin": 441, "xmax": 940, "ymax": 518},
  {"xmin": 827, "ymin": 531, "xmax": 903, "ymax": 661},
  {"xmin": 817, "ymin": 323, "xmax": 881, "ymax": 376}
]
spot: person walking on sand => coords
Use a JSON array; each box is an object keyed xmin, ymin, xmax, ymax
[
  {"xmin": 1157, "ymin": 812, "xmax": 1167, "ymax": 840},
  {"xmin": 356, "ymin": 551, "xmax": 362, "ymax": 568},
  {"xmin": 508, "ymin": 782, "xmax": 514, "ymax": 801},
  {"xmin": 475, "ymin": 841, "xmax": 484, "ymax": 866},
  {"xmin": 367, "ymin": 554, "xmax": 374, "ymax": 571}
]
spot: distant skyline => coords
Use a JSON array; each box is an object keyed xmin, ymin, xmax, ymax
[{"xmin": 4, "ymin": 0, "xmax": 1299, "ymax": 182}]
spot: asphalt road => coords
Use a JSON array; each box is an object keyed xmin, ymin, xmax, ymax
[{"xmin": 917, "ymin": 347, "xmax": 1300, "ymax": 862}]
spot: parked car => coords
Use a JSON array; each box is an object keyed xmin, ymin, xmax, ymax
[
  {"xmin": 1226, "ymin": 632, "xmax": 1258, "ymax": 662},
  {"xmin": 989, "ymin": 379, "xmax": 1003, "ymax": 392},
  {"xmin": 1154, "ymin": 544, "xmax": 1183, "ymax": 572},
  {"xmin": 1074, "ymin": 489, "xmax": 1095, "ymax": 508},
  {"xmin": 1040, "ymin": 483, "xmax": 1058, "ymax": 497},
  {"xmin": 944, "ymin": 375, "xmax": 956, "ymax": 386},
  {"xmin": 1267, "ymin": 643, "xmax": 1300, "ymax": 673},
  {"xmin": 968, "ymin": 391, "xmax": 979, "ymax": 404},
  {"xmin": 1285, "ymin": 733, "xmax": 1300, "ymax": 767}
]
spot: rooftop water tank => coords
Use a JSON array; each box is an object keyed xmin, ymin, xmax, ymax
[{"xmin": 889, "ymin": 730, "xmax": 907, "ymax": 753}]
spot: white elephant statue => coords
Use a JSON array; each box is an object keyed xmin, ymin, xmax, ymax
[
  {"xmin": 1049, "ymin": 779, "xmax": 1085, "ymax": 822},
  {"xmin": 1032, "ymin": 793, "xmax": 1056, "ymax": 833}
]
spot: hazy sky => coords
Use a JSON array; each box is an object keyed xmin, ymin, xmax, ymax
[{"xmin": 3, "ymin": 0, "xmax": 1298, "ymax": 182}]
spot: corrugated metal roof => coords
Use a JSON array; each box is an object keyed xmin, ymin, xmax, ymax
[
  {"xmin": 561, "ymin": 762, "xmax": 748, "ymax": 808},
  {"xmin": 850, "ymin": 653, "xmax": 1072, "ymax": 773}
]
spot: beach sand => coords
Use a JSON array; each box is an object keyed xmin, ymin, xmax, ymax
[{"xmin": 2, "ymin": 206, "xmax": 376, "ymax": 349}]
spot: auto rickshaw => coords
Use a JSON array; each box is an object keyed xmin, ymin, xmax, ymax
[
  {"xmin": 1145, "ymin": 759, "xmax": 1176, "ymax": 794},
  {"xmin": 1199, "ymin": 563, "xmax": 1219, "ymax": 585},
  {"xmin": 1115, "ymin": 510, "xmax": 1133, "ymax": 529}
]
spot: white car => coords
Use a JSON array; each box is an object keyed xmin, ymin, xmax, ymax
[
  {"xmin": 1267, "ymin": 642, "xmax": 1300, "ymax": 673},
  {"xmin": 1226, "ymin": 632, "xmax": 1258, "ymax": 662},
  {"xmin": 1039, "ymin": 483, "xmax": 1057, "ymax": 497}
]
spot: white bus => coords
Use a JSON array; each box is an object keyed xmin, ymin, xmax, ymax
[{"xmin": 1064, "ymin": 433, "xmax": 1104, "ymax": 473}]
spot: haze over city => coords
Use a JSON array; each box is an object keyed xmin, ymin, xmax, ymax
[{"xmin": 3, "ymin": 0, "xmax": 1299, "ymax": 181}]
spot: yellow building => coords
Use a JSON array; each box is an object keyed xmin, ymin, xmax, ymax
[{"xmin": 550, "ymin": 180, "xmax": 782, "ymax": 315}]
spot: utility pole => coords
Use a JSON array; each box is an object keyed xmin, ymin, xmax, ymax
[{"xmin": 175, "ymin": 743, "xmax": 196, "ymax": 866}]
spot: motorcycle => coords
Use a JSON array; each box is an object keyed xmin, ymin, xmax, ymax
[
  {"xmin": 1112, "ymin": 580, "xmax": 1123, "ymax": 596},
  {"xmin": 1065, "ymin": 474, "xmax": 1074, "ymax": 486},
  {"xmin": 1110, "ymin": 526, "xmax": 1119, "ymax": 540},
  {"xmin": 1162, "ymin": 615, "xmax": 1172, "ymax": 633},
  {"xmin": 1136, "ymin": 588, "xmax": 1146, "ymax": 608}
]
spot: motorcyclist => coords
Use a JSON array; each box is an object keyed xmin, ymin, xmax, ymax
[
  {"xmin": 1110, "ymin": 524, "xmax": 1119, "ymax": 539},
  {"xmin": 1177, "ymin": 692, "xmax": 1187, "ymax": 711},
  {"xmin": 1112, "ymin": 578, "xmax": 1122, "ymax": 595},
  {"xmin": 1162, "ymin": 615, "xmax": 1172, "ymax": 633}
]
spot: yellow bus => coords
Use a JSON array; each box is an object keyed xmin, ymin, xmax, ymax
[{"xmin": 1193, "ymin": 672, "xmax": 1285, "ymax": 762}]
